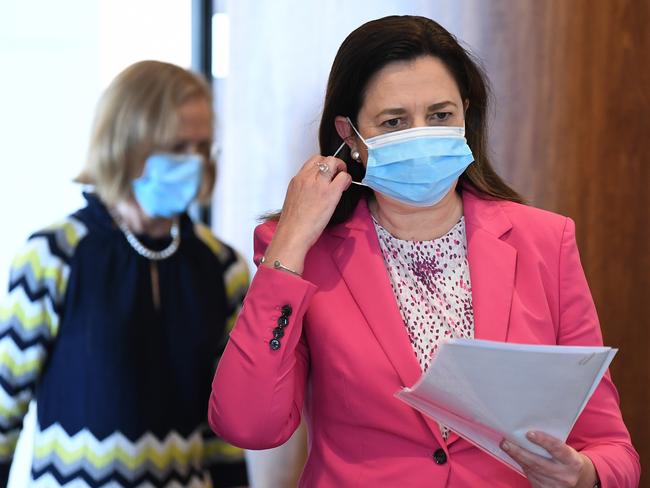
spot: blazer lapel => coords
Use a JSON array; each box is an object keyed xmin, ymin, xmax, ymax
[
  {"xmin": 443, "ymin": 191, "xmax": 517, "ymax": 447},
  {"xmin": 330, "ymin": 201, "xmax": 421, "ymax": 390},
  {"xmin": 328, "ymin": 194, "xmax": 517, "ymax": 449},
  {"xmin": 463, "ymin": 191, "xmax": 517, "ymax": 343},
  {"xmin": 329, "ymin": 201, "xmax": 446, "ymax": 449}
]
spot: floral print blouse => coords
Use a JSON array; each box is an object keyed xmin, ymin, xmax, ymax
[
  {"xmin": 373, "ymin": 216, "xmax": 475, "ymax": 439},
  {"xmin": 373, "ymin": 216, "xmax": 475, "ymax": 370}
]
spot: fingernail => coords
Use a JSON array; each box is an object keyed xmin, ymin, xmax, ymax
[
  {"xmin": 527, "ymin": 431, "xmax": 537, "ymax": 440},
  {"xmin": 501, "ymin": 440, "xmax": 510, "ymax": 451}
]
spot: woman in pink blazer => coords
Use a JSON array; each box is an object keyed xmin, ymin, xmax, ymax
[{"xmin": 209, "ymin": 15, "xmax": 640, "ymax": 487}]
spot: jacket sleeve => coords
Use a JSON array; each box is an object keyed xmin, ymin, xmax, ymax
[
  {"xmin": 0, "ymin": 221, "xmax": 82, "ymax": 486},
  {"xmin": 208, "ymin": 223, "xmax": 317, "ymax": 450},
  {"xmin": 557, "ymin": 218, "xmax": 640, "ymax": 487}
]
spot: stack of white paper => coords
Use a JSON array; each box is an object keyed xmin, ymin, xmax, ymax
[{"xmin": 395, "ymin": 339, "xmax": 616, "ymax": 475}]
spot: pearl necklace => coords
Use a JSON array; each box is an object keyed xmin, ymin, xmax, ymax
[{"xmin": 112, "ymin": 211, "xmax": 180, "ymax": 261}]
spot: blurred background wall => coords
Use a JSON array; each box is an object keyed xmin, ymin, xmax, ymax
[{"xmin": 1, "ymin": 0, "xmax": 647, "ymax": 486}]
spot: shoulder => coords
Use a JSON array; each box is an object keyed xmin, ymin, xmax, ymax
[
  {"xmin": 499, "ymin": 201, "xmax": 575, "ymax": 259},
  {"xmin": 499, "ymin": 199, "xmax": 570, "ymax": 236},
  {"xmin": 27, "ymin": 216, "xmax": 90, "ymax": 261},
  {"xmin": 193, "ymin": 222, "xmax": 250, "ymax": 286},
  {"xmin": 195, "ymin": 222, "xmax": 239, "ymax": 264},
  {"xmin": 502, "ymin": 201, "xmax": 580, "ymax": 272},
  {"xmin": 14, "ymin": 216, "xmax": 89, "ymax": 274},
  {"xmin": 466, "ymin": 191, "xmax": 571, "ymax": 246},
  {"xmin": 8, "ymin": 215, "xmax": 89, "ymax": 305},
  {"xmin": 253, "ymin": 220, "xmax": 278, "ymax": 244},
  {"xmin": 252, "ymin": 220, "xmax": 279, "ymax": 263}
]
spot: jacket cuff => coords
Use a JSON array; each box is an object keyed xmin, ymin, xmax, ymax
[
  {"xmin": 229, "ymin": 265, "xmax": 317, "ymax": 358},
  {"xmin": 581, "ymin": 448, "xmax": 639, "ymax": 488}
]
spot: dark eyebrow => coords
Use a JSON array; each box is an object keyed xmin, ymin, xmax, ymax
[
  {"xmin": 375, "ymin": 101, "xmax": 459, "ymax": 119},
  {"xmin": 375, "ymin": 108, "xmax": 408, "ymax": 119},
  {"xmin": 427, "ymin": 101, "xmax": 457, "ymax": 111}
]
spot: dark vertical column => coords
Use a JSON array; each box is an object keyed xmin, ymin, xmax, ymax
[
  {"xmin": 192, "ymin": 0, "xmax": 213, "ymax": 226},
  {"xmin": 192, "ymin": 0, "xmax": 212, "ymax": 79}
]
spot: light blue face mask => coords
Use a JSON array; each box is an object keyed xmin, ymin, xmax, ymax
[
  {"xmin": 347, "ymin": 118, "xmax": 474, "ymax": 206},
  {"xmin": 132, "ymin": 153, "xmax": 202, "ymax": 218}
]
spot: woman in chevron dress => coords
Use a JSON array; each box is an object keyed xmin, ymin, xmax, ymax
[{"xmin": 0, "ymin": 61, "xmax": 249, "ymax": 487}]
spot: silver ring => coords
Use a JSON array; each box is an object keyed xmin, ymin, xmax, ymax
[{"xmin": 316, "ymin": 162, "xmax": 330, "ymax": 174}]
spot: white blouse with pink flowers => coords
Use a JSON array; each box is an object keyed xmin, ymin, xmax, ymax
[{"xmin": 373, "ymin": 216, "xmax": 475, "ymax": 371}]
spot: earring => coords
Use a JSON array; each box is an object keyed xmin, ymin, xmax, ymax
[{"xmin": 351, "ymin": 149, "xmax": 360, "ymax": 161}]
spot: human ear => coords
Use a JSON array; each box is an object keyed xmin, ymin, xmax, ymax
[{"xmin": 334, "ymin": 116, "xmax": 357, "ymax": 149}]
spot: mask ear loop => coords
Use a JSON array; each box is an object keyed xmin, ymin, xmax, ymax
[
  {"xmin": 342, "ymin": 117, "xmax": 369, "ymax": 187},
  {"xmin": 330, "ymin": 140, "xmax": 366, "ymax": 187},
  {"xmin": 331, "ymin": 117, "xmax": 366, "ymax": 158},
  {"xmin": 332, "ymin": 141, "xmax": 346, "ymax": 158},
  {"xmin": 345, "ymin": 117, "xmax": 369, "ymax": 148}
]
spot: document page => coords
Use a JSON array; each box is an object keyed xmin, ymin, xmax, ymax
[{"xmin": 395, "ymin": 339, "xmax": 616, "ymax": 475}]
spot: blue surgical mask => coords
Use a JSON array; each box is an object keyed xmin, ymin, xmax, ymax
[
  {"xmin": 348, "ymin": 118, "xmax": 474, "ymax": 206},
  {"xmin": 132, "ymin": 153, "xmax": 202, "ymax": 218}
]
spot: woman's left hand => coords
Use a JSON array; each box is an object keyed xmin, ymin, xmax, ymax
[{"xmin": 501, "ymin": 431, "xmax": 598, "ymax": 487}]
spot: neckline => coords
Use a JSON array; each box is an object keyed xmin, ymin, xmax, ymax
[
  {"xmin": 110, "ymin": 209, "xmax": 181, "ymax": 261},
  {"xmin": 81, "ymin": 192, "xmax": 193, "ymax": 242},
  {"xmin": 372, "ymin": 214, "xmax": 465, "ymax": 244}
]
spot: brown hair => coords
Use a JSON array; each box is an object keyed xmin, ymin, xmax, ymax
[
  {"xmin": 269, "ymin": 15, "xmax": 523, "ymax": 224},
  {"xmin": 76, "ymin": 60, "xmax": 215, "ymax": 205}
]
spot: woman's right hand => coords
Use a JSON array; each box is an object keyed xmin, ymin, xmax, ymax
[{"xmin": 262, "ymin": 155, "xmax": 351, "ymax": 276}]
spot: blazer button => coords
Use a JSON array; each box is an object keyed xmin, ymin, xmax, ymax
[
  {"xmin": 269, "ymin": 338, "xmax": 281, "ymax": 350},
  {"xmin": 278, "ymin": 316, "xmax": 289, "ymax": 327},
  {"xmin": 433, "ymin": 448, "xmax": 447, "ymax": 465},
  {"xmin": 281, "ymin": 304, "xmax": 292, "ymax": 316},
  {"xmin": 273, "ymin": 327, "xmax": 285, "ymax": 339}
]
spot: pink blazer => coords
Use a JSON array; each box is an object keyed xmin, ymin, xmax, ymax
[{"xmin": 209, "ymin": 191, "xmax": 640, "ymax": 487}]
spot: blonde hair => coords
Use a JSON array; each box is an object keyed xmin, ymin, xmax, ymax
[{"xmin": 77, "ymin": 60, "xmax": 215, "ymax": 205}]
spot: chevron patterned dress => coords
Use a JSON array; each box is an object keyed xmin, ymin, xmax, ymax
[{"xmin": 0, "ymin": 193, "xmax": 249, "ymax": 487}]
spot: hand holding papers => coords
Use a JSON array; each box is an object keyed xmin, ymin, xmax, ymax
[{"xmin": 395, "ymin": 339, "xmax": 616, "ymax": 475}]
